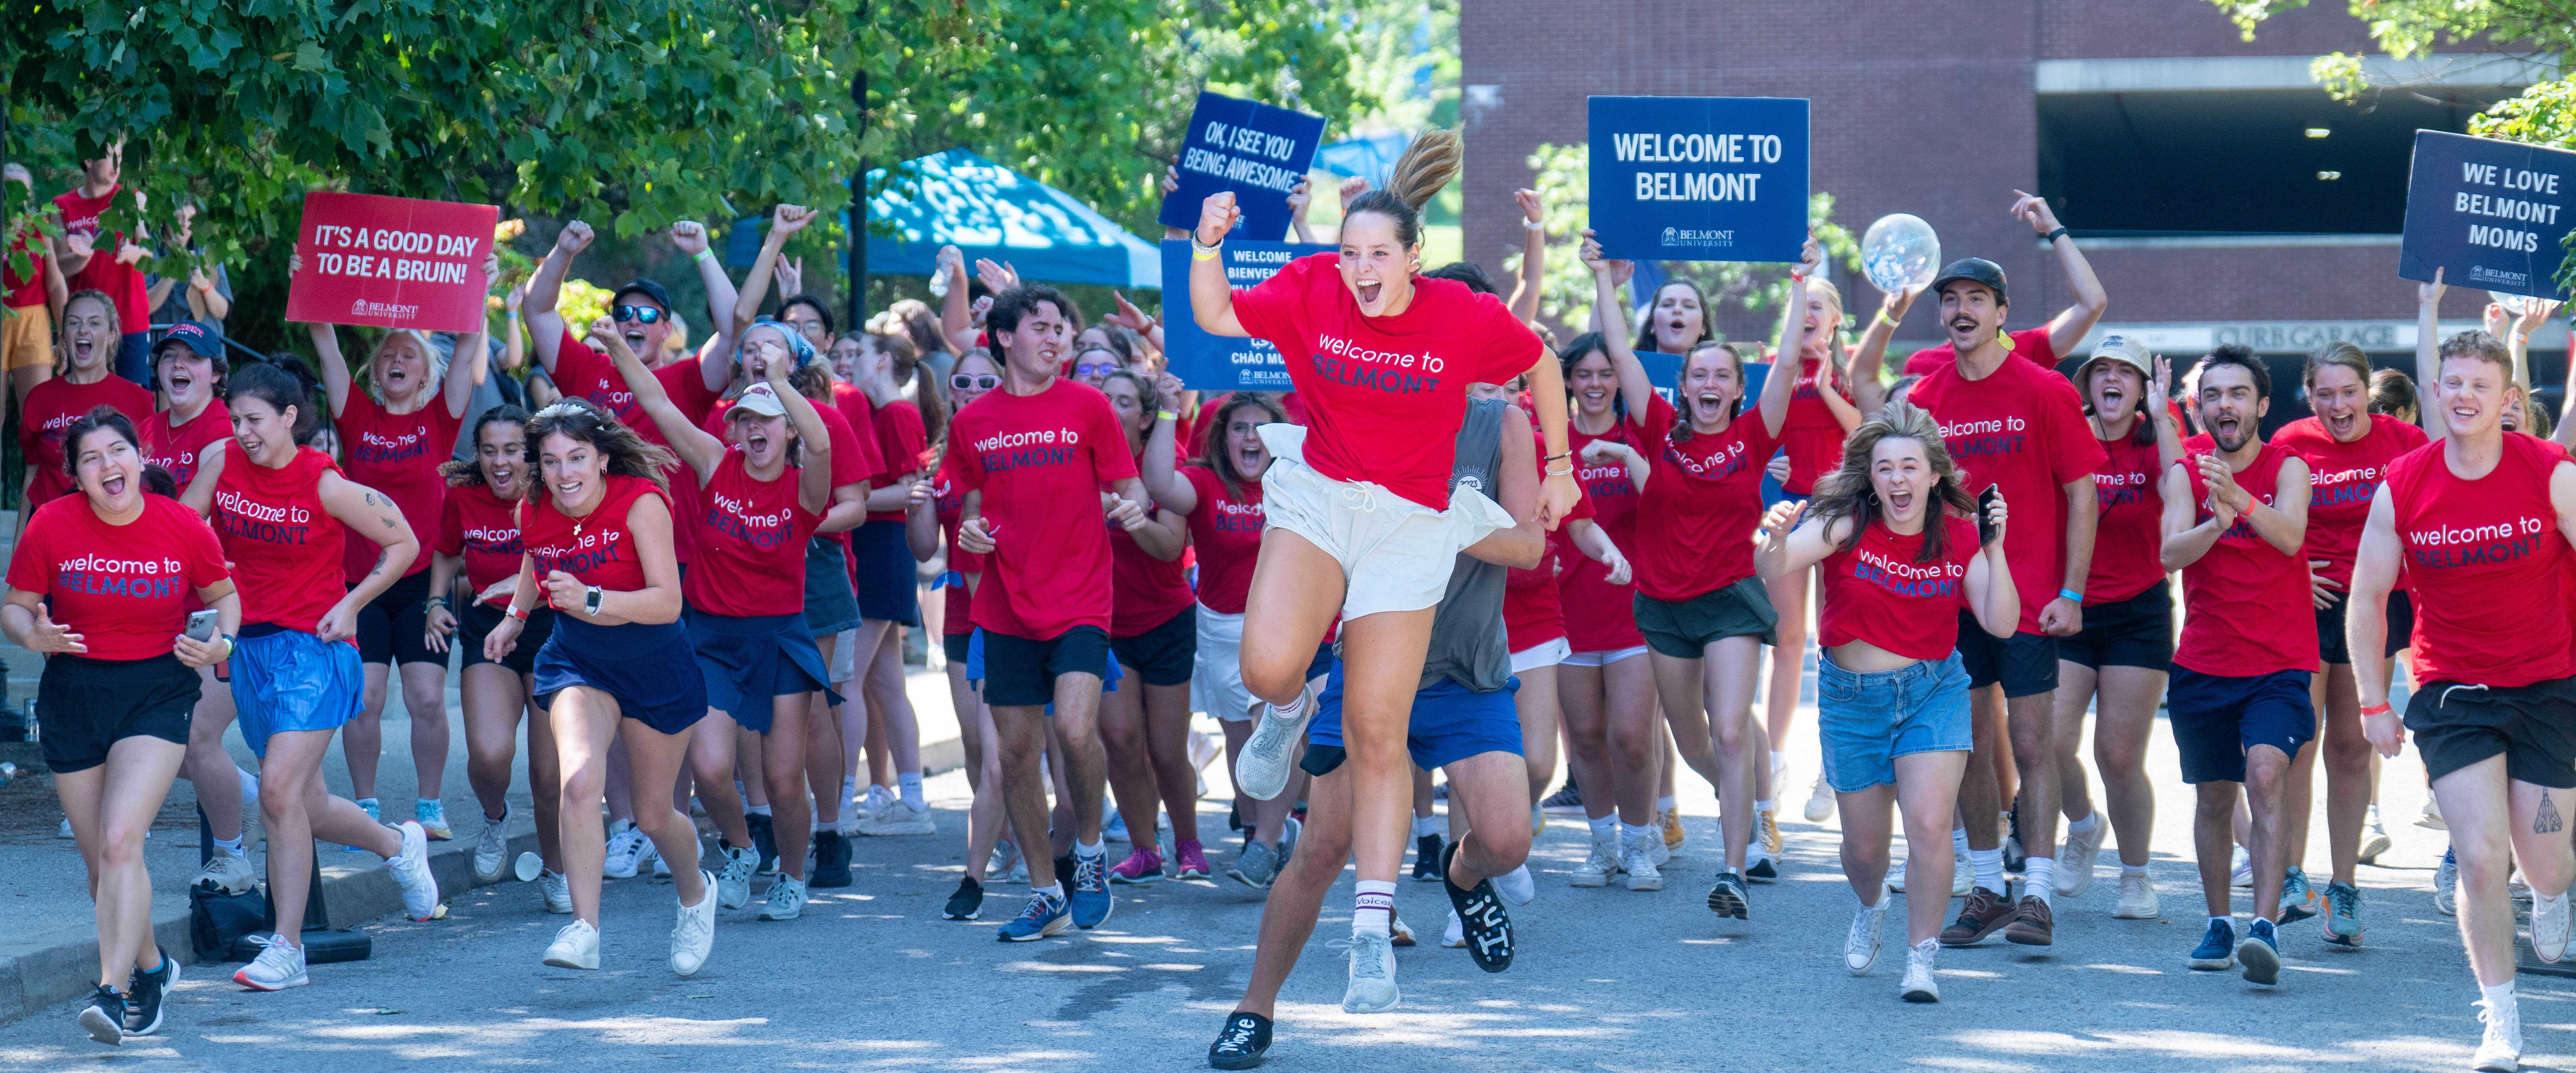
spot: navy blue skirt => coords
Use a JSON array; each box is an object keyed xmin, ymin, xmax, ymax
[
  {"xmin": 685, "ymin": 608, "xmax": 844, "ymax": 731},
  {"xmin": 850, "ymin": 518, "xmax": 920, "ymax": 626},
  {"xmin": 534, "ymin": 618, "xmax": 707, "ymax": 735}
]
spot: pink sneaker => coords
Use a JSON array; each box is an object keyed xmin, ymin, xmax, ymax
[
  {"xmin": 1174, "ymin": 838, "xmax": 1210, "ymax": 879},
  {"xmin": 1108, "ymin": 846, "xmax": 1164, "ymax": 885}
]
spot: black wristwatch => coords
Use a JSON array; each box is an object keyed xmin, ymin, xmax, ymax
[{"xmin": 2043, "ymin": 226, "xmax": 2071, "ymax": 242}]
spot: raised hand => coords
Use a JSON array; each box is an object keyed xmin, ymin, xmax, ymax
[
  {"xmin": 668, "ymin": 220, "xmax": 710, "ymax": 256},
  {"xmin": 1106, "ymin": 291, "xmax": 1154, "ymax": 333},
  {"xmin": 1162, "ymin": 165, "xmax": 1181, "ymax": 197},
  {"xmin": 974, "ymin": 258, "xmax": 1018, "ymax": 294},
  {"xmin": 556, "ymin": 220, "xmax": 596, "ymax": 256},
  {"xmin": 1287, "ymin": 179, "xmax": 1312, "ymax": 224},
  {"xmin": 936, "ymin": 244, "xmax": 965, "ymax": 279},
  {"xmin": 1337, "ymin": 176, "xmax": 1368, "ymax": 212},
  {"xmin": 2420, "ymin": 266, "xmax": 2445, "ymax": 309},
  {"xmin": 777, "ymin": 256, "xmax": 805, "ymax": 297},
  {"xmin": 481, "ymin": 250, "xmax": 502, "ymax": 290},
  {"xmin": 2009, "ymin": 188, "xmax": 2062, "ymax": 235},
  {"xmin": 505, "ymin": 282, "xmax": 526, "ymax": 313},
  {"xmin": 2518, "ymin": 298, "xmax": 2562, "ymax": 336},
  {"xmin": 774, "ymin": 203, "xmax": 817, "ymax": 236},
  {"xmin": 1196, "ymin": 191, "xmax": 1241, "ymax": 246},
  {"xmin": 1757, "ymin": 498, "xmax": 1803, "ymax": 548},
  {"xmin": 1515, "ymin": 188, "xmax": 1544, "ymax": 225}
]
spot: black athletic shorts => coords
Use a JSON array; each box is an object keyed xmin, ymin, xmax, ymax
[
  {"xmin": 352, "ymin": 570, "xmax": 440, "ymax": 667},
  {"xmin": 37, "ymin": 653, "xmax": 200, "ymax": 773},
  {"xmin": 1957, "ymin": 613, "xmax": 2060, "ymax": 697},
  {"xmin": 2316, "ymin": 589, "xmax": 2414, "ymax": 666},
  {"xmin": 2059, "ymin": 582, "xmax": 2173, "ymax": 673},
  {"xmin": 981, "ymin": 626, "xmax": 1112, "ymax": 708},
  {"xmin": 459, "ymin": 600, "xmax": 556, "ymax": 675},
  {"xmin": 2407, "ymin": 675, "xmax": 2576, "ymax": 789},
  {"xmin": 943, "ymin": 631, "xmax": 972, "ymax": 667},
  {"xmin": 1110, "ymin": 606, "xmax": 1198, "ymax": 688}
]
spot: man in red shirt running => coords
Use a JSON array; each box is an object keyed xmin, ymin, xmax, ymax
[{"xmin": 2349, "ymin": 324, "xmax": 2576, "ymax": 1073}]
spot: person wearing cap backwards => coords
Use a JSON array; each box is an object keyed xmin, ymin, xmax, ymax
[
  {"xmin": 1852, "ymin": 192, "xmax": 2108, "ymax": 949},
  {"xmin": 2157, "ymin": 345, "xmax": 2313, "ymax": 986}
]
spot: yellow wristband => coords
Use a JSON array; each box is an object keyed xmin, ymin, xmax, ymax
[
  {"xmin": 1192, "ymin": 247, "xmax": 1220, "ymax": 261},
  {"xmin": 1157, "ymin": 410, "xmax": 1179, "ymax": 421}
]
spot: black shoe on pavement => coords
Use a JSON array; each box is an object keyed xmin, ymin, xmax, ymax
[
  {"xmin": 1411, "ymin": 834, "xmax": 1446, "ymax": 883},
  {"xmin": 123, "ymin": 949, "xmax": 175, "ymax": 1036},
  {"xmin": 78, "ymin": 986, "xmax": 125, "ymax": 1046},
  {"xmin": 1209, "ymin": 1010, "xmax": 1273, "ymax": 1069},
  {"xmin": 809, "ymin": 830, "xmax": 854, "ymax": 888},
  {"xmin": 1540, "ymin": 781, "xmax": 1583, "ymax": 813},
  {"xmin": 944, "ymin": 875, "xmax": 986, "ymax": 921},
  {"xmin": 747, "ymin": 812, "xmax": 779, "ymax": 875},
  {"xmin": 1706, "ymin": 870, "xmax": 1750, "ymax": 919},
  {"xmin": 1442, "ymin": 841, "xmax": 1513, "ymax": 972}
]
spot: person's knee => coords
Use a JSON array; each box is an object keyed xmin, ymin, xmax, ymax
[
  {"xmin": 2093, "ymin": 736, "xmax": 2146, "ymax": 776},
  {"xmin": 2321, "ymin": 729, "xmax": 2371, "ymax": 770},
  {"xmin": 1845, "ymin": 838, "xmax": 1891, "ymax": 868},
  {"xmin": 561, "ymin": 765, "xmax": 608, "ymax": 805},
  {"xmin": 98, "ymin": 820, "xmax": 150, "ymax": 868},
  {"xmin": 2193, "ymin": 787, "xmax": 2237, "ymax": 819},
  {"xmin": 1475, "ymin": 825, "xmax": 1532, "ymax": 870}
]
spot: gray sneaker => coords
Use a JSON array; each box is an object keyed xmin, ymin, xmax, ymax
[
  {"xmin": 472, "ymin": 807, "xmax": 512, "ymax": 884},
  {"xmin": 1331, "ymin": 930, "xmax": 1400, "ymax": 1014},
  {"xmin": 1233, "ymin": 685, "xmax": 1314, "ymax": 801},
  {"xmin": 714, "ymin": 845, "xmax": 757, "ymax": 909},
  {"xmin": 1228, "ymin": 840, "xmax": 1280, "ymax": 890}
]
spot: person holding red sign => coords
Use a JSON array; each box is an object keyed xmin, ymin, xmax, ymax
[
  {"xmin": 6, "ymin": 407, "xmax": 239, "ymax": 1044},
  {"xmin": 180, "ymin": 359, "xmax": 444, "ymax": 992},
  {"xmin": 1182, "ymin": 127, "xmax": 1578, "ymax": 1012},
  {"xmin": 49, "ymin": 143, "xmax": 155, "ymax": 387},
  {"xmin": 20, "ymin": 291, "xmax": 154, "ymax": 526}
]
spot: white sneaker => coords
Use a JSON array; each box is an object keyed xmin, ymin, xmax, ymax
[
  {"xmin": 758, "ymin": 875, "xmax": 808, "ymax": 921},
  {"xmin": 541, "ymin": 870, "xmax": 574, "ymax": 914},
  {"xmin": 715, "ymin": 845, "xmax": 757, "ymax": 909},
  {"xmin": 2113, "ymin": 872, "xmax": 2160, "ymax": 919},
  {"xmin": 1900, "ymin": 938, "xmax": 1940, "ymax": 1002},
  {"xmin": 990, "ymin": 840, "xmax": 1028, "ymax": 885},
  {"xmin": 1234, "ymin": 686, "xmax": 1314, "ymax": 801},
  {"xmin": 543, "ymin": 919, "xmax": 600, "ymax": 970},
  {"xmin": 1441, "ymin": 909, "xmax": 1464, "ymax": 948},
  {"xmin": 2474, "ymin": 997, "xmax": 2522, "ymax": 1072},
  {"xmin": 671, "ymin": 870, "xmax": 717, "ymax": 977},
  {"xmin": 2533, "ymin": 887, "xmax": 2571, "ymax": 963},
  {"xmin": 194, "ymin": 853, "xmax": 257, "ymax": 897},
  {"xmin": 860, "ymin": 784, "xmax": 896, "ymax": 817},
  {"xmin": 2230, "ymin": 846, "xmax": 2252, "ymax": 888},
  {"xmin": 1847, "ymin": 888, "xmax": 1891, "ymax": 975},
  {"xmin": 232, "ymin": 934, "xmax": 309, "ymax": 990},
  {"xmin": 1951, "ymin": 852, "xmax": 1975, "ymax": 897},
  {"xmin": 602, "ymin": 821, "xmax": 646, "ymax": 879},
  {"xmin": 2418, "ymin": 797, "xmax": 2448, "ymax": 831},
  {"xmin": 58, "ymin": 817, "xmax": 73, "ymax": 839},
  {"xmin": 385, "ymin": 821, "xmax": 442, "ymax": 921},
  {"xmin": 1887, "ymin": 856, "xmax": 1908, "ymax": 892},
  {"xmin": 1623, "ymin": 834, "xmax": 1664, "ymax": 892},
  {"xmin": 1804, "ymin": 772, "xmax": 1835, "ymax": 823},
  {"xmin": 2057, "ymin": 820, "xmax": 2104, "ymax": 897},
  {"xmin": 472, "ymin": 807, "xmax": 511, "ymax": 883},
  {"xmin": 1496, "ymin": 864, "xmax": 1536, "ymax": 906},
  {"xmin": 858, "ymin": 801, "xmax": 936, "ymax": 836},
  {"xmin": 1572, "ymin": 834, "xmax": 1620, "ymax": 887},
  {"xmin": 1332, "ymin": 930, "xmax": 1400, "ymax": 1013}
]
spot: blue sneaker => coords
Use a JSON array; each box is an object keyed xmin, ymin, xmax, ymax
[
  {"xmin": 414, "ymin": 799, "xmax": 452, "ymax": 841},
  {"xmin": 2237, "ymin": 917, "xmax": 2281, "ymax": 985},
  {"xmin": 996, "ymin": 892, "xmax": 1069, "ymax": 942},
  {"xmin": 2321, "ymin": 880, "xmax": 2363, "ymax": 949},
  {"xmin": 2187, "ymin": 917, "xmax": 2236, "ymax": 970},
  {"xmin": 2277, "ymin": 866, "xmax": 2316, "ymax": 924},
  {"xmin": 1104, "ymin": 812, "xmax": 1130, "ymax": 844},
  {"xmin": 347, "ymin": 799, "xmax": 380, "ymax": 852},
  {"xmin": 1070, "ymin": 853, "xmax": 1115, "ymax": 929}
]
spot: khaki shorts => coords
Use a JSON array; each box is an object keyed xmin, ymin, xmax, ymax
[{"xmin": 1, "ymin": 303, "xmax": 51, "ymax": 372}]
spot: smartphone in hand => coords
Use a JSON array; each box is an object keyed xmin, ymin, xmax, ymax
[
  {"xmin": 1975, "ymin": 484, "xmax": 2000, "ymax": 546},
  {"xmin": 185, "ymin": 609, "xmax": 219, "ymax": 643}
]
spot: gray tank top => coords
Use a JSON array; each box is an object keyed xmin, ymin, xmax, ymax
[{"xmin": 1416, "ymin": 398, "xmax": 1512, "ymax": 693}]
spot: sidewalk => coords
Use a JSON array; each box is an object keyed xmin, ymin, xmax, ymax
[{"xmin": 0, "ymin": 657, "xmax": 963, "ymax": 1026}]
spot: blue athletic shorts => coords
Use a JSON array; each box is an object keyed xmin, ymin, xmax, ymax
[
  {"xmin": 2167, "ymin": 667, "xmax": 2315, "ymax": 784},
  {"xmin": 1308, "ymin": 659, "xmax": 1523, "ymax": 771},
  {"xmin": 229, "ymin": 627, "xmax": 365, "ymax": 757}
]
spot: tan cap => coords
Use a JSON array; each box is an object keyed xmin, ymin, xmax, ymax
[
  {"xmin": 2084, "ymin": 333, "xmax": 2153, "ymax": 379},
  {"xmin": 730, "ymin": 382, "xmax": 789, "ymax": 419}
]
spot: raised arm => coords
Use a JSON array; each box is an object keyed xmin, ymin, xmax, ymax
[
  {"xmin": 732, "ymin": 205, "xmax": 817, "ymax": 338},
  {"xmin": 1507, "ymin": 188, "xmax": 1545, "ymax": 325},
  {"xmin": 1755, "ymin": 504, "xmax": 1841, "ymax": 579},
  {"xmin": 666, "ymin": 221, "xmax": 739, "ymax": 393},
  {"xmin": 1759, "ymin": 238, "xmax": 1827, "ymax": 437},
  {"xmin": 2015, "ymin": 190, "xmax": 2107, "ymax": 358},
  {"xmin": 600, "ymin": 329, "xmax": 726, "ymax": 481},
  {"xmin": 525, "ymin": 221, "xmax": 595, "ymax": 374},
  {"xmin": 500, "ymin": 284, "xmax": 527, "ymax": 372},
  {"xmin": 2415, "ymin": 268, "xmax": 2445, "ymax": 440},
  {"xmin": 306, "ymin": 318, "xmax": 352, "ymax": 419},
  {"xmin": 1581, "ymin": 230, "xmax": 1660, "ymax": 433},
  {"xmin": 1287, "ymin": 179, "xmax": 1316, "ymax": 245},
  {"xmin": 1849, "ymin": 285, "xmax": 1918, "ymax": 415},
  {"xmin": 442, "ymin": 250, "xmax": 501, "ymax": 420},
  {"xmin": 1140, "ymin": 370, "xmax": 1199, "ymax": 513},
  {"xmin": 936, "ymin": 246, "xmax": 977, "ymax": 355},
  {"xmin": 768, "ymin": 367, "xmax": 835, "ymax": 517},
  {"xmin": 1187, "ymin": 193, "xmax": 1250, "ymax": 338}
]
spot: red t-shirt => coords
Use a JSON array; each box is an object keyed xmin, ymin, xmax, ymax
[
  {"xmin": 932, "ymin": 465, "xmax": 983, "ymax": 637},
  {"xmin": 140, "ymin": 400, "xmax": 232, "ymax": 491},
  {"xmin": 701, "ymin": 394, "xmax": 876, "ymax": 494},
  {"xmin": 335, "ymin": 392, "xmax": 462, "ymax": 582},
  {"xmin": 7, "ymin": 494, "xmax": 228, "ymax": 661},
  {"xmin": 1558, "ymin": 422, "xmax": 1646, "ymax": 652},
  {"xmin": 1631, "ymin": 393, "xmax": 1780, "ymax": 602},
  {"xmin": 942, "ymin": 379, "xmax": 1139, "ymax": 639},
  {"xmin": 1901, "ymin": 327, "xmax": 2057, "ymax": 379},
  {"xmin": 4, "ymin": 225, "xmax": 45, "ymax": 309},
  {"xmin": 1504, "ymin": 423, "xmax": 1592, "ymax": 651},
  {"xmin": 2274, "ymin": 413, "xmax": 2430, "ymax": 593},
  {"xmin": 2085, "ymin": 428, "xmax": 2167, "ymax": 605},
  {"xmin": 1228, "ymin": 254, "xmax": 1543, "ymax": 510},
  {"xmin": 1109, "ymin": 457, "xmax": 1195, "ymax": 639},
  {"xmin": 52, "ymin": 187, "xmax": 149, "ymax": 333},
  {"xmin": 518, "ymin": 474, "xmax": 671, "ymax": 596},
  {"xmin": 1906, "ymin": 351, "xmax": 2105, "ymax": 633},
  {"xmin": 436, "ymin": 482, "xmax": 526, "ymax": 600},
  {"xmin": 1778, "ymin": 357, "xmax": 1853, "ymax": 495},
  {"xmin": 2172, "ymin": 443, "xmax": 2319, "ymax": 677},
  {"xmin": 210, "ymin": 442, "xmax": 346, "ymax": 635},
  {"xmin": 2386, "ymin": 435, "xmax": 2575, "ymax": 687},
  {"xmin": 682, "ymin": 449, "xmax": 822, "ymax": 618},
  {"xmin": 1818, "ymin": 515, "xmax": 1981, "ymax": 661},
  {"xmin": 828, "ymin": 381, "xmax": 889, "ymax": 481},
  {"xmin": 20, "ymin": 375, "xmax": 155, "ymax": 506},
  {"xmin": 1181, "ymin": 464, "xmax": 1266, "ymax": 615},
  {"xmin": 869, "ymin": 400, "xmax": 930, "ymax": 522}
]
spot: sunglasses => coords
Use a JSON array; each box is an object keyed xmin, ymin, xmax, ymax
[
  {"xmin": 611, "ymin": 305, "xmax": 667, "ymax": 324},
  {"xmin": 1073, "ymin": 363, "xmax": 1120, "ymax": 378},
  {"xmin": 950, "ymin": 374, "xmax": 1000, "ymax": 391}
]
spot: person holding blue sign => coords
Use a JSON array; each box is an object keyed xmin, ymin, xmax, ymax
[{"xmin": 1182, "ymin": 128, "xmax": 1580, "ymax": 1013}]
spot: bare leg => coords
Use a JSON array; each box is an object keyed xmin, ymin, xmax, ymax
[
  {"xmin": 2244, "ymin": 744, "xmax": 2293, "ymax": 922},
  {"xmin": 614, "ymin": 710, "xmax": 710, "ymax": 909},
  {"xmin": 1649, "ymin": 651, "xmax": 1734, "ymax": 856},
  {"xmin": 1514, "ymin": 664, "xmax": 1561, "ymax": 815},
  {"xmin": 1233, "ymin": 761, "xmax": 1356, "ymax": 1019},
  {"xmin": 2433, "ymin": 757, "xmax": 2576, "ymax": 986},
  {"xmin": 2194, "ymin": 781, "xmax": 2240, "ymax": 918},
  {"xmin": 687, "ymin": 710, "xmax": 750, "ymax": 850},
  {"xmin": 2092, "ymin": 667, "xmax": 2165, "ymax": 868},
  {"xmin": 1557, "ymin": 662, "xmax": 1615, "ymax": 825},
  {"xmin": 1440, "ymin": 751, "xmax": 1534, "ymax": 891},
  {"xmin": 399, "ymin": 661, "xmax": 451, "ymax": 800},
  {"xmin": 1894, "ymin": 751, "xmax": 1969, "ymax": 943},
  {"xmin": 2005, "ymin": 690, "xmax": 2060, "ymax": 871},
  {"xmin": 866, "ymin": 625, "xmax": 922, "ymax": 782},
  {"xmin": 2050, "ymin": 662, "xmax": 2099, "ymax": 827},
  {"xmin": 185, "ymin": 667, "xmax": 246, "ymax": 841},
  {"xmin": 1958, "ymin": 684, "xmax": 2006, "ymax": 853},
  {"xmin": 761, "ymin": 694, "xmax": 812, "ymax": 880},
  {"xmin": 1100, "ymin": 659, "xmax": 1161, "ymax": 848},
  {"xmin": 259, "ymin": 728, "xmax": 404, "ymax": 946},
  {"xmin": 1703, "ymin": 637, "xmax": 1765, "ymax": 871},
  {"xmin": 521, "ymin": 673, "xmax": 564, "ymax": 871},
  {"xmin": 809, "ymin": 629, "xmax": 846, "ymax": 828},
  {"xmin": 461, "ymin": 664, "xmax": 527, "ymax": 831},
  {"xmin": 56, "ymin": 737, "xmax": 186, "ymax": 985},
  {"xmin": 550, "ymin": 690, "xmax": 619, "ymax": 926},
  {"xmin": 346, "ymin": 661, "xmax": 392, "ymax": 801},
  {"xmin": 1761, "ymin": 567, "xmax": 1810, "ymax": 768},
  {"xmin": 2315, "ymin": 662, "xmax": 2372, "ymax": 885}
]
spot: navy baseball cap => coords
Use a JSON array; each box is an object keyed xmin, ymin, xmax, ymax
[
  {"xmin": 613, "ymin": 277, "xmax": 675, "ymax": 314},
  {"xmin": 1929, "ymin": 258, "xmax": 2008, "ymax": 305},
  {"xmin": 157, "ymin": 321, "xmax": 223, "ymax": 360}
]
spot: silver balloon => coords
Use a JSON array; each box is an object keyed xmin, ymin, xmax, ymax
[
  {"xmin": 1861, "ymin": 213, "xmax": 1941, "ymax": 294},
  {"xmin": 2491, "ymin": 290, "xmax": 2532, "ymax": 316}
]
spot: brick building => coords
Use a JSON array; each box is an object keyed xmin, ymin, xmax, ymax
[{"xmin": 1458, "ymin": 0, "xmax": 2563, "ymax": 411}]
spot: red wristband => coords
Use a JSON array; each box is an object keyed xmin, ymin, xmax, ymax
[{"xmin": 2360, "ymin": 702, "xmax": 2392, "ymax": 717}]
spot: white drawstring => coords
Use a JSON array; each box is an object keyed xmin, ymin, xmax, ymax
[{"xmin": 2440, "ymin": 683, "xmax": 2490, "ymax": 707}]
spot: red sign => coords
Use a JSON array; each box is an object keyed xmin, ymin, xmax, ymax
[{"xmin": 286, "ymin": 192, "xmax": 498, "ymax": 333}]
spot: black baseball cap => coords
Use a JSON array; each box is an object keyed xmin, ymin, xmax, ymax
[
  {"xmin": 1929, "ymin": 258, "xmax": 2007, "ymax": 305},
  {"xmin": 612, "ymin": 277, "xmax": 675, "ymax": 314}
]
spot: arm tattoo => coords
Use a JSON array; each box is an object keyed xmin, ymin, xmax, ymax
[{"xmin": 2540, "ymin": 791, "xmax": 2564, "ymax": 836}]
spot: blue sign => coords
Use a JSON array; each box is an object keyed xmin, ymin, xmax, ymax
[
  {"xmin": 1588, "ymin": 97, "xmax": 1809, "ymax": 264},
  {"xmin": 1157, "ymin": 92, "xmax": 1328, "ymax": 242},
  {"xmin": 1159, "ymin": 239, "xmax": 1333, "ymax": 391},
  {"xmin": 2400, "ymin": 130, "xmax": 2576, "ymax": 301}
]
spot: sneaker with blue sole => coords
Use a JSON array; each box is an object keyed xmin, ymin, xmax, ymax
[
  {"xmin": 2278, "ymin": 866, "xmax": 2317, "ymax": 924},
  {"xmin": 2188, "ymin": 917, "xmax": 2236, "ymax": 970},
  {"xmin": 2237, "ymin": 917, "xmax": 2281, "ymax": 985},
  {"xmin": 996, "ymin": 891, "xmax": 1070, "ymax": 941},
  {"xmin": 1069, "ymin": 853, "xmax": 1115, "ymax": 929}
]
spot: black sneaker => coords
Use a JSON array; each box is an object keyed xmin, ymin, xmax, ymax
[
  {"xmin": 944, "ymin": 875, "xmax": 986, "ymax": 920},
  {"xmin": 1410, "ymin": 833, "xmax": 1446, "ymax": 882},
  {"xmin": 1208, "ymin": 1010, "xmax": 1273, "ymax": 1070},
  {"xmin": 1706, "ymin": 870, "xmax": 1750, "ymax": 919},
  {"xmin": 78, "ymin": 986, "xmax": 125, "ymax": 1045},
  {"xmin": 1228, "ymin": 803, "xmax": 1244, "ymax": 834},
  {"xmin": 809, "ymin": 830, "xmax": 854, "ymax": 888},
  {"xmin": 1540, "ymin": 781, "xmax": 1583, "ymax": 812},
  {"xmin": 1747, "ymin": 856, "xmax": 1780, "ymax": 881},
  {"xmin": 1442, "ymin": 841, "xmax": 1513, "ymax": 972},
  {"xmin": 123, "ymin": 949, "xmax": 175, "ymax": 1037},
  {"xmin": 747, "ymin": 812, "xmax": 780, "ymax": 875}
]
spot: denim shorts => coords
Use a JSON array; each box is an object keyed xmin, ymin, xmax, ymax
[{"xmin": 1817, "ymin": 651, "xmax": 1973, "ymax": 793}]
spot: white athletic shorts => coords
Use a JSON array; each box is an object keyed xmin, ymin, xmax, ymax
[
  {"xmin": 1561, "ymin": 645, "xmax": 1649, "ymax": 667},
  {"xmin": 1192, "ymin": 603, "xmax": 1258, "ymax": 722},
  {"xmin": 1510, "ymin": 637, "xmax": 1571, "ymax": 673},
  {"xmin": 1257, "ymin": 424, "xmax": 1515, "ymax": 622}
]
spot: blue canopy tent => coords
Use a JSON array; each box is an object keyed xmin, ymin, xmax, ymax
[{"xmin": 842, "ymin": 148, "xmax": 1161, "ymax": 290}]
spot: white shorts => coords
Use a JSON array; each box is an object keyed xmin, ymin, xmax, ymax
[
  {"xmin": 1510, "ymin": 637, "xmax": 1571, "ymax": 673},
  {"xmin": 1257, "ymin": 424, "xmax": 1516, "ymax": 622},
  {"xmin": 1192, "ymin": 603, "xmax": 1257, "ymax": 721},
  {"xmin": 829, "ymin": 627, "xmax": 860, "ymax": 683},
  {"xmin": 1561, "ymin": 645, "xmax": 1649, "ymax": 667}
]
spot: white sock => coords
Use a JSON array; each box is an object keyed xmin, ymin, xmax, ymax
[
  {"xmin": 238, "ymin": 768, "xmax": 260, "ymax": 806},
  {"xmin": 1755, "ymin": 799, "xmax": 1774, "ymax": 814},
  {"xmin": 1971, "ymin": 848, "xmax": 2004, "ymax": 892},
  {"xmin": 1620, "ymin": 822, "xmax": 1653, "ymax": 844},
  {"xmin": 1033, "ymin": 883, "xmax": 1065, "ymax": 903},
  {"xmin": 1952, "ymin": 826, "xmax": 1971, "ymax": 858},
  {"xmin": 1769, "ymin": 751, "xmax": 1785, "ymax": 773},
  {"xmin": 358, "ymin": 797, "xmax": 379, "ymax": 810},
  {"xmin": 2025, "ymin": 857, "xmax": 2055, "ymax": 904},
  {"xmin": 2122, "ymin": 864, "xmax": 2148, "ymax": 876},
  {"xmin": 2068, "ymin": 811, "xmax": 2099, "ymax": 834},
  {"xmin": 1589, "ymin": 815, "xmax": 1617, "ymax": 840},
  {"xmin": 2482, "ymin": 980, "xmax": 2517, "ymax": 1009},
  {"xmin": 747, "ymin": 803, "xmax": 772, "ymax": 817},
  {"xmin": 813, "ymin": 821, "xmax": 832, "ymax": 834},
  {"xmin": 1859, "ymin": 884, "xmax": 1885, "ymax": 909},
  {"xmin": 1075, "ymin": 838, "xmax": 1105, "ymax": 860},
  {"xmin": 2211, "ymin": 915, "xmax": 2235, "ymax": 934},
  {"xmin": 899, "ymin": 772, "xmax": 926, "ymax": 810},
  {"xmin": 1412, "ymin": 815, "xmax": 1438, "ymax": 839},
  {"xmin": 214, "ymin": 835, "xmax": 245, "ymax": 858},
  {"xmin": 1657, "ymin": 795, "xmax": 1677, "ymax": 813},
  {"xmin": 1270, "ymin": 691, "xmax": 1308, "ymax": 720},
  {"xmin": 841, "ymin": 776, "xmax": 859, "ymax": 808},
  {"xmin": 1353, "ymin": 879, "xmax": 1397, "ymax": 937}
]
